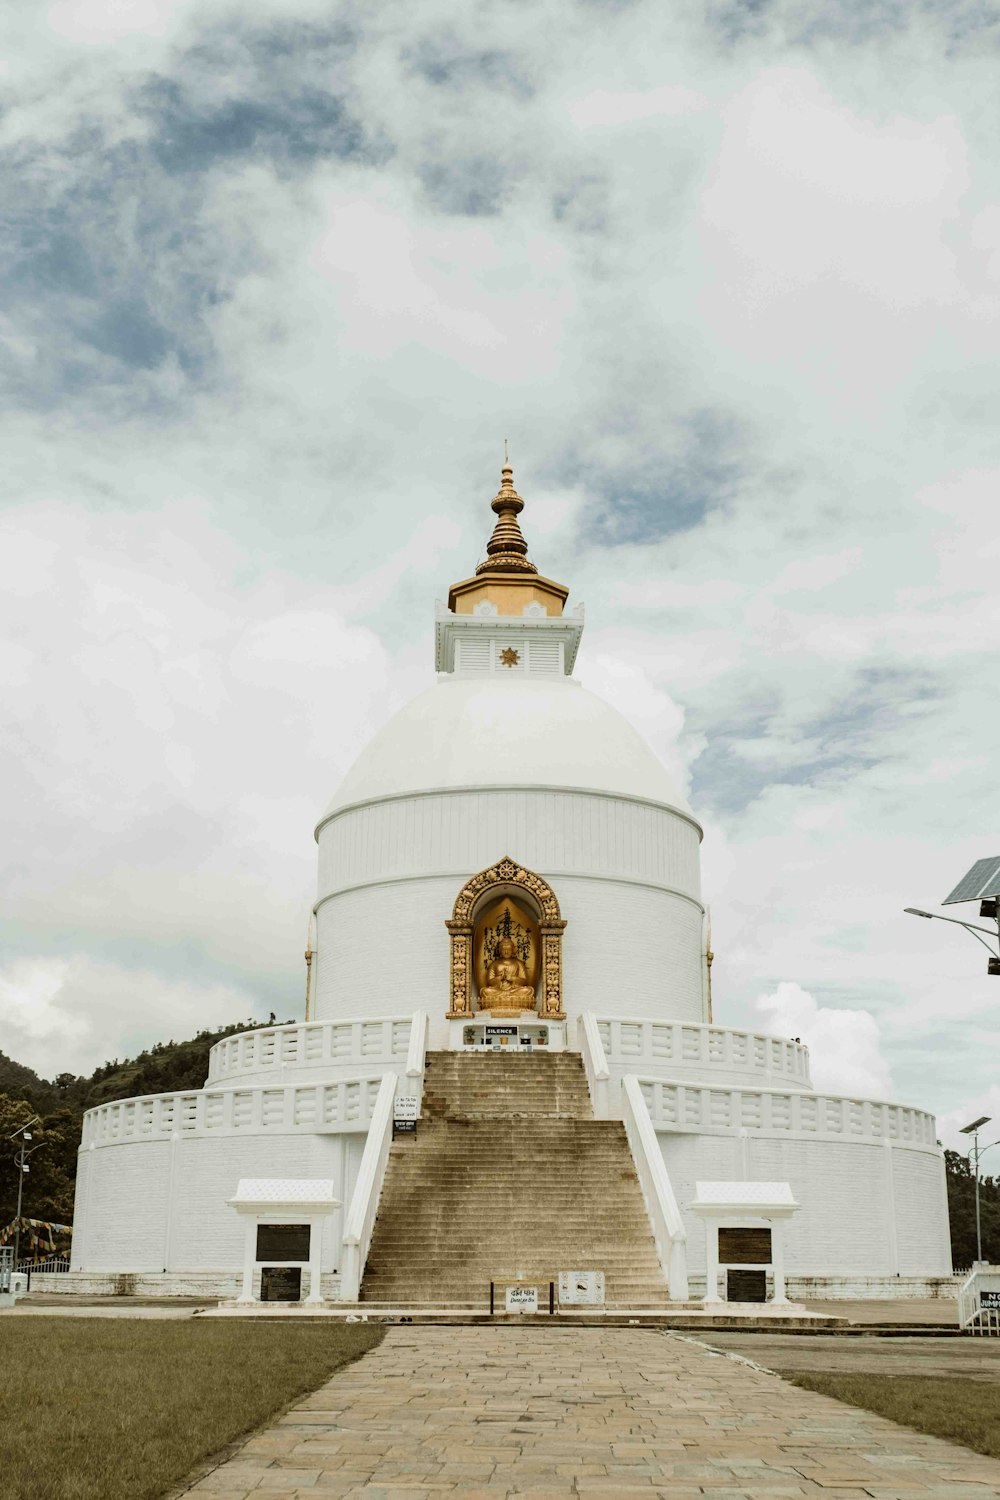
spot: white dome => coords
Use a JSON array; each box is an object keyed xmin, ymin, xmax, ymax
[{"xmin": 319, "ymin": 676, "xmax": 693, "ymax": 824}]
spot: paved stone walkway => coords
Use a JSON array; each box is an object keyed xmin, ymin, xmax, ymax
[{"xmin": 183, "ymin": 1327, "xmax": 1000, "ymax": 1499}]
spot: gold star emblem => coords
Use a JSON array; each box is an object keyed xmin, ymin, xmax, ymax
[{"xmin": 499, "ymin": 647, "xmax": 520, "ymax": 668}]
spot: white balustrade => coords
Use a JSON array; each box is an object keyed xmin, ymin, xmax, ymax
[
  {"xmin": 406, "ymin": 1009, "xmax": 429, "ymax": 1102},
  {"xmin": 80, "ymin": 1075, "xmax": 386, "ymax": 1147},
  {"xmin": 340, "ymin": 1072, "xmax": 397, "ymax": 1302},
  {"xmin": 577, "ymin": 1011, "xmax": 610, "ymax": 1119},
  {"xmin": 637, "ymin": 1078, "xmax": 939, "ymax": 1147},
  {"xmin": 621, "ymin": 1075, "xmax": 688, "ymax": 1299},
  {"xmin": 206, "ymin": 1017, "xmax": 413, "ymax": 1083},
  {"xmin": 596, "ymin": 1017, "xmax": 812, "ymax": 1089}
]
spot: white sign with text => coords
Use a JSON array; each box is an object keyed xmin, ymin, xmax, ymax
[{"xmin": 505, "ymin": 1285, "xmax": 539, "ymax": 1313}]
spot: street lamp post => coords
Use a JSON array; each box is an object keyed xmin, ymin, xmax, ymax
[
  {"xmin": 8, "ymin": 1119, "xmax": 41, "ymax": 1269},
  {"xmin": 960, "ymin": 1117, "xmax": 992, "ymax": 1266}
]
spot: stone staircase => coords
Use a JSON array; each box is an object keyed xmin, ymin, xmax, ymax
[{"xmin": 359, "ymin": 1050, "xmax": 672, "ymax": 1309}]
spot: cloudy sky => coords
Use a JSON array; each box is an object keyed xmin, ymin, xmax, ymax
[{"xmin": 2, "ymin": 0, "xmax": 998, "ymax": 1150}]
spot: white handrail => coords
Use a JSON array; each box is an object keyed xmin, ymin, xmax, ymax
[
  {"xmin": 958, "ymin": 1266, "xmax": 1000, "ymax": 1334},
  {"xmin": 340, "ymin": 1072, "xmax": 397, "ymax": 1302},
  {"xmin": 577, "ymin": 1011, "xmax": 610, "ymax": 1119},
  {"xmin": 406, "ymin": 1009, "xmax": 429, "ymax": 1088},
  {"xmin": 621, "ymin": 1074, "xmax": 688, "ymax": 1300}
]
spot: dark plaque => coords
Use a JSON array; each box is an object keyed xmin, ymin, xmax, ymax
[
  {"xmin": 981, "ymin": 1290, "xmax": 1000, "ymax": 1309},
  {"xmin": 718, "ymin": 1227, "xmax": 772, "ymax": 1265},
  {"xmin": 727, "ymin": 1268, "xmax": 767, "ymax": 1302},
  {"xmin": 393, "ymin": 1119, "xmax": 416, "ymax": 1134},
  {"xmin": 256, "ymin": 1223, "xmax": 311, "ymax": 1263},
  {"xmin": 260, "ymin": 1266, "xmax": 302, "ymax": 1302}
]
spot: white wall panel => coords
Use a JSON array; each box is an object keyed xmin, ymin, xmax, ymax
[
  {"xmin": 659, "ymin": 1131, "xmax": 951, "ymax": 1278},
  {"xmin": 313, "ymin": 876, "xmax": 705, "ymax": 1027},
  {"xmin": 71, "ymin": 1130, "xmax": 368, "ymax": 1273},
  {"xmin": 317, "ymin": 789, "xmax": 701, "ymax": 900}
]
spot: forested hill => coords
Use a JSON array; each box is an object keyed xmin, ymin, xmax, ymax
[{"xmin": 0, "ymin": 1016, "xmax": 294, "ymax": 1230}]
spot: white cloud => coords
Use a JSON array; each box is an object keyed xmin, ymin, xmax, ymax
[
  {"xmin": 0, "ymin": 955, "xmax": 259, "ymax": 1077},
  {"xmin": 754, "ymin": 982, "xmax": 894, "ymax": 1100},
  {"xmin": 569, "ymin": 86, "xmax": 706, "ymax": 129},
  {"xmin": 0, "ymin": 0, "xmax": 996, "ymax": 1127}
]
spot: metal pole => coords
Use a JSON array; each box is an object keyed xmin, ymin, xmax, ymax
[
  {"xmin": 13, "ymin": 1145, "xmax": 24, "ymax": 1269},
  {"xmin": 974, "ymin": 1130, "xmax": 984, "ymax": 1265}
]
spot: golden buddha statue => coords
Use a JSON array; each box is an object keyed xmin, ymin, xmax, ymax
[{"xmin": 478, "ymin": 936, "xmax": 536, "ymax": 1016}]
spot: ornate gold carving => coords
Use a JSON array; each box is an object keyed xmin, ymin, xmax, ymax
[
  {"xmin": 452, "ymin": 856, "xmax": 562, "ymax": 924},
  {"xmin": 446, "ymin": 924, "xmax": 473, "ymax": 1018},
  {"xmin": 499, "ymin": 646, "xmax": 520, "ymax": 668},
  {"xmin": 446, "ymin": 858, "xmax": 566, "ymax": 1020}
]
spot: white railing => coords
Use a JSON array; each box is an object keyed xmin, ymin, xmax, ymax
[
  {"xmin": 596, "ymin": 1018, "xmax": 812, "ymax": 1089},
  {"xmin": 637, "ymin": 1078, "xmax": 939, "ymax": 1148},
  {"xmin": 577, "ymin": 1012, "xmax": 610, "ymax": 1119},
  {"xmin": 406, "ymin": 1009, "xmax": 429, "ymax": 1102},
  {"xmin": 207, "ymin": 1017, "xmax": 412, "ymax": 1082},
  {"xmin": 621, "ymin": 1075, "xmax": 688, "ymax": 1300},
  {"xmin": 81, "ymin": 1075, "xmax": 386, "ymax": 1146},
  {"xmin": 958, "ymin": 1267, "xmax": 1000, "ymax": 1334},
  {"xmin": 340, "ymin": 1072, "xmax": 397, "ymax": 1302}
]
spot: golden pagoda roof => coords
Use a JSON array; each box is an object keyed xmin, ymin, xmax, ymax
[{"xmin": 447, "ymin": 460, "xmax": 568, "ymax": 617}]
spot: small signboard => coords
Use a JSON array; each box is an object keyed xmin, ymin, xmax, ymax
[
  {"xmin": 505, "ymin": 1284, "xmax": 538, "ymax": 1313},
  {"xmin": 981, "ymin": 1290, "xmax": 1000, "ymax": 1309},
  {"xmin": 260, "ymin": 1266, "xmax": 302, "ymax": 1302},
  {"xmin": 393, "ymin": 1096, "xmax": 419, "ymax": 1134},
  {"xmin": 256, "ymin": 1223, "xmax": 310, "ymax": 1263},
  {"xmin": 0, "ymin": 1247, "xmax": 12, "ymax": 1294},
  {"xmin": 485, "ymin": 1025, "xmax": 518, "ymax": 1037},
  {"xmin": 719, "ymin": 1227, "xmax": 772, "ymax": 1266},
  {"xmin": 558, "ymin": 1270, "xmax": 605, "ymax": 1306},
  {"xmin": 727, "ymin": 1268, "xmax": 767, "ymax": 1303}
]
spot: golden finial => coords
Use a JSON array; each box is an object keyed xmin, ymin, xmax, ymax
[{"xmin": 476, "ymin": 454, "xmax": 537, "ymax": 576}]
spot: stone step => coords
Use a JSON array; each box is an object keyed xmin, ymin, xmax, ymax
[{"xmin": 361, "ymin": 1050, "xmax": 668, "ymax": 1308}]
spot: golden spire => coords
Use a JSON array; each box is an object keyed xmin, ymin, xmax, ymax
[
  {"xmin": 446, "ymin": 457, "xmax": 569, "ymax": 617},
  {"xmin": 476, "ymin": 460, "xmax": 538, "ymax": 577}
]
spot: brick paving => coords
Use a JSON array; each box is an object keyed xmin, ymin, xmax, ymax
[{"xmin": 180, "ymin": 1326, "xmax": 1000, "ymax": 1498}]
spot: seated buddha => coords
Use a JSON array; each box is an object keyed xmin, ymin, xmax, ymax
[{"xmin": 478, "ymin": 936, "xmax": 536, "ymax": 1016}]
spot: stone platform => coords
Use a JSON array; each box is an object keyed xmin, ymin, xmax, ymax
[{"xmin": 200, "ymin": 1300, "xmax": 846, "ymax": 1329}]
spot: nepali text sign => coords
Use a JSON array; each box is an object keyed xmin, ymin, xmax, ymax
[{"xmin": 505, "ymin": 1285, "xmax": 538, "ymax": 1313}]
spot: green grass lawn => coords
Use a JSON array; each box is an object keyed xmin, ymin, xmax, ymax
[
  {"xmin": 0, "ymin": 1318, "xmax": 383, "ymax": 1500},
  {"xmin": 787, "ymin": 1372, "xmax": 1000, "ymax": 1462}
]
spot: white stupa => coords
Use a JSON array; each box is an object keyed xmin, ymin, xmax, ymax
[{"xmin": 66, "ymin": 463, "xmax": 952, "ymax": 1305}]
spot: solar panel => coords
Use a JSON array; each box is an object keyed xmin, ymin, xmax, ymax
[{"xmin": 943, "ymin": 856, "xmax": 1000, "ymax": 905}]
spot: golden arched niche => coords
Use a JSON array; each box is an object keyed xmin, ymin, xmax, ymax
[
  {"xmin": 474, "ymin": 894, "xmax": 540, "ymax": 1010},
  {"xmin": 445, "ymin": 857, "xmax": 566, "ymax": 1021}
]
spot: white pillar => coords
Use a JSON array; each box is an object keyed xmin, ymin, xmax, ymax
[
  {"xmin": 238, "ymin": 1218, "xmax": 257, "ymax": 1303},
  {"xmin": 703, "ymin": 1220, "xmax": 722, "ymax": 1304},
  {"xmin": 770, "ymin": 1219, "xmax": 788, "ymax": 1304},
  {"xmin": 306, "ymin": 1217, "xmax": 323, "ymax": 1304}
]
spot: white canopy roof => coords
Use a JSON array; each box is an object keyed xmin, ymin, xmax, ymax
[
  {"xmin": 228, "ymin": 1178, "xmax": 340, "ymax": 1214},
  {"xmin": 690, "ymin": 1181, "xmax": 799, "ymax": 1218}
]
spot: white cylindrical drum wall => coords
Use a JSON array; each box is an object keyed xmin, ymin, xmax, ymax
[{"xmin": 315, "ymin": 795, "xmax": 704, "ymax": 1032}]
